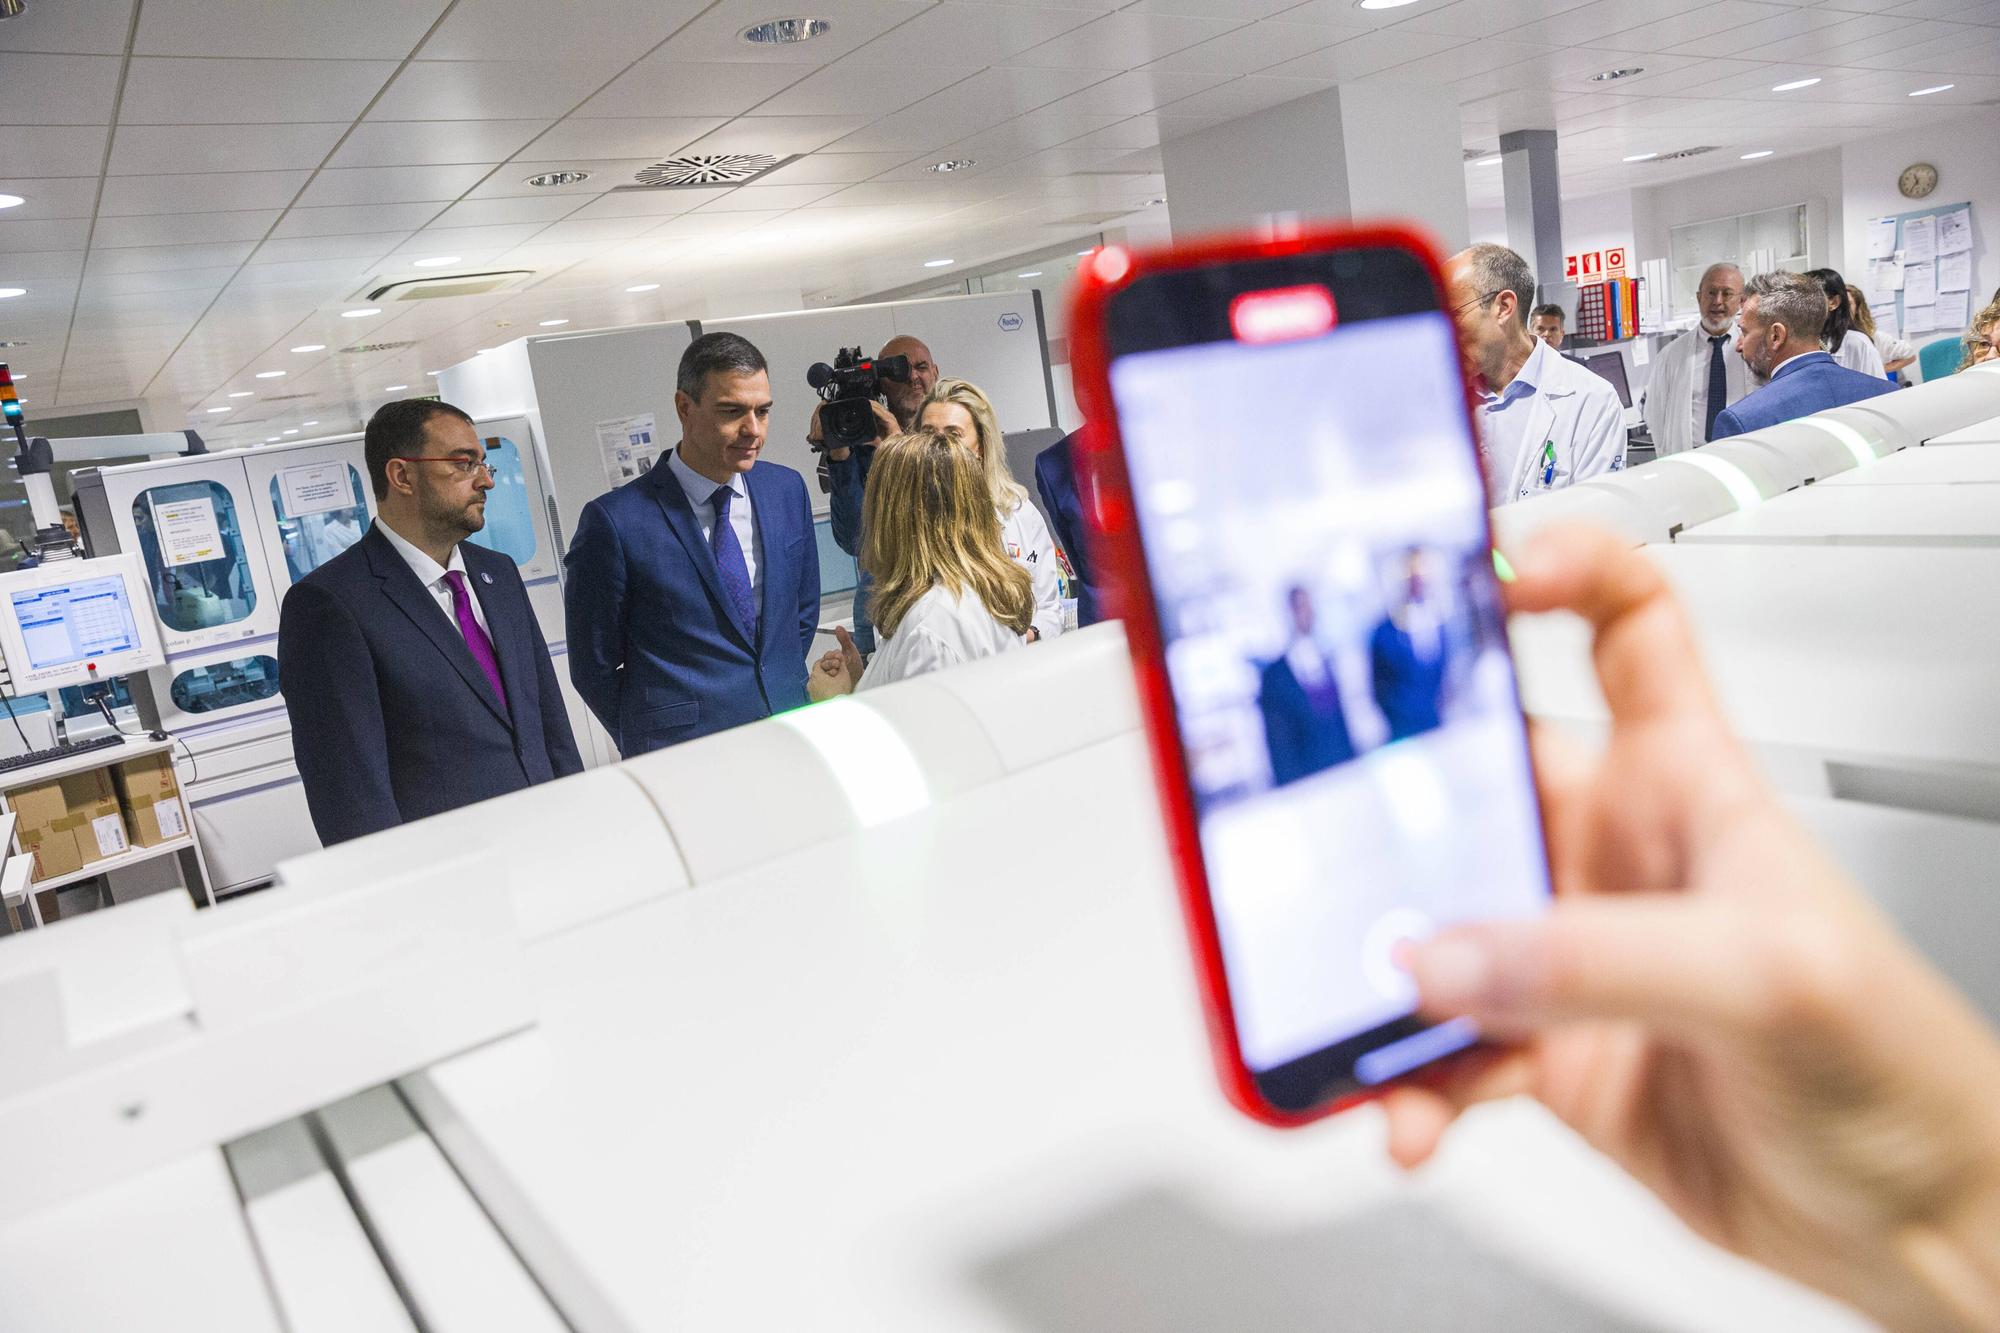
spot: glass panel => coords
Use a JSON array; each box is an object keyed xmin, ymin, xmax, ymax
[
  {"xmin": 815, "ymin": 515, "xmax": 857, "ymax": 596},
  {"xmin": 464, "ymin": 435, "xmax": 539, "ymax": 567},
  {"xmin": 267, "ymin": 463, "xmax": 370, "ymax": 583},
  {"xmin": 57, "ymin": 678, "xmax": 133, "ymax": 718},
  {"xmin": 169, "ymin": 655, "xmax": 281, "ymax": 714},
  {"xmin": 132, "ymin": 480, "xmax": 258, "ymax": 631}
]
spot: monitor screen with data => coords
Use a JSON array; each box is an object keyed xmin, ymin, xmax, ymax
[{"xmin": 0, "ymin": 555, "xmax": 165, "ymax": 693}]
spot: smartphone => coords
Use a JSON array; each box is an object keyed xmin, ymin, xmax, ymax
[{"xmin": 1068, "ymin": 225, "xmax": 1553, "ymax": 1125}]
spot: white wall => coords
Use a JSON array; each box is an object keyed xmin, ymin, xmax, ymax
[
  {"xmin": 1841, "ymin": 110, "xmax": 1997, "ymax": 328},
  {"xmin": 1630, "ymin": 148, "xmax": 1843, "ymax": 282}
]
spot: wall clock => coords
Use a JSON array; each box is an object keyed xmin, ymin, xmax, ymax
[{"xmin": 1899, "ymin": 162, "xmax": 1939, "ymax": 199}]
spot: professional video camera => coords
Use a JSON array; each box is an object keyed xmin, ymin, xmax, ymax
[{"xmin": 807, "ymin": 347, "xmax": 910, "ymax": 451}]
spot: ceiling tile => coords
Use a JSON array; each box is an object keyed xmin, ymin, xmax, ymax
[
  {"xmin": 0, "ymin": 250, "xmax": 88, "ymax": 279},
  {"xmin": 249, "ymin": 233, "xmax": 407, "ymax": 265},
  {"xmin": 367, "ymin": 59, "xmax": 631, "ymax": 121},
  {"xmin": 844, "ymin": 3, "xmax": 1104, "ymax": 65},
  {"xmin": 1124, "ymin": 0, "xmax": 1303, "ymax": 17},
  {"xmin": 99, "ymin": 171, "xmax": 316, "ymax": 216},
  {"xmin": 654, "ymin": 0, "xmax": 935, "ymax": 64},
  {"xmin": 677, "ymin": 116, "xmax": 875, "ymax": 157},
  {"xmin": 697, "ymin": 182, "xmax": 845, "ymax": 210},
  {"xmin": 80, "ymin": 266, "xmax": 242, "ymax": 298},
  {"xmin": 87, "ymin": 241, "xmax": 260, "ymax": 274},
  {"xmin": 0, "ymin": 0, "xmax": 135, "ymax": 55},
  {"xmin": 109, "ymin": 122, "xmax": 348, "ymax": 174},
  {"xmin": 1036, "ymin": 68, "xmax": 1236, "ymax": 116},
  {"xmin": 560, "ymin": 188, "xmax": 735, "ymax": 219},
  {"xmin": 387, "ymin": 223, "xmax": 549, "ymax": 254},
  {"xmin": 753, "ymin": 62, "xmax": 983, "ymax": 117},
  {"xmin": 328, "ymin": 120, "xmax": 553, "ymax": 168},
  {"xmin": 270, "ymin": 202, "xmax": 449, "ymax": 239},
  {"xmin": 295, "ymin": 163, "xmax": 500, "ymax": 208},
  {"xmin": 0, "ymin": 54, "xmax": 124, "ymax": 125},
  {"xmin": 232, "ymin": 258, "xmax": 377, "ymax": 288},
  {"xmin": 0, "ymin": 178, "xmax": 103, "ymax": 221},
  {"xmin": 571, "ymin": 58, "xmax": 810, "ymax": 118},
  {"xmin": 1145, "ymin": 20, "xmax": 1361, "ymax": 75},
  {"xmin": 136, "ymin": 0, "xmax": 447, "ymax": 57},
  {"xmin": 524, "ymin": 217, "xmax": 663, "ymax": 245},
  {"xmin": 1392, "ymin": 0, "xmax": 1601, "ymax": 39},
  {"xmin": 755, "ymin": 151, "xmax": 917, "ymax": 184},
  {"xmin": 92, "ymin": 210, "xmax": 283, "ymax": 248},
  {"xmin": 0, "ymin": 217, "xmax": 94, "ymax": 252},
  {"xmin": 0, "ymin": 126, "xmax": 112, "ymax": 178},
  {"xmin": 464, "ymin": 158, "xmax": 661, "ymax": 198},
  {"xmin": 120, "ymin": 58, "xmax": 399, "ymax": 125},
  {"xmin": 1260, "ymin": 28, "xmax": 1470, "ymax": 80},
  {"xmin": 1005, "ymin": 11, "xmax": 1246, "ymax": 68},
  {"xmin": 517, "ymin": 117, "xmax": 727, "ymax": 161},
  {"xmin": 428, "ymin": 195, "xmax": 586, "ymax": 228},
  {"xmin": 417, "ymin": 0, "xmax": 711, "ymax": 59}
]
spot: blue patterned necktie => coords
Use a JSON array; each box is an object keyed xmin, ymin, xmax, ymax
[
  {"xmin": 710, "ymin": 484, "xmax": 759, "ymax": 639},
  {"xmin": 1703, "ymin": 334, "xmax": 1729, "ymax": 442}
]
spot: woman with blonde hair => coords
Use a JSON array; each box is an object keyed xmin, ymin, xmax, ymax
[
  {"xmin": 808, "ymin": 428, "xmax": 1032, "ymax": 697},
  {"xmin": 1960, "ymin": 295, "xmax": 2000, "ymax": 372},
  {"xmin": 1846, "ymin": 287, "xmax": 1914, "ymax": 377},
  {"xmin": 917, "ymin": 377, "xmax": 1066, "ymax": 644}
]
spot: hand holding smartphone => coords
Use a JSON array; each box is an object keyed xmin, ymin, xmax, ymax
[{"xmin": 1068, "ymin": 226, "xmax": 1553, "ymax": 1124}]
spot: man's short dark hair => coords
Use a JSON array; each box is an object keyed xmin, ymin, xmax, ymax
[
  {"xmin": 1531, "ymin": 304, "xmax": 1565, "ymax": 323},
  {"xmin": 677, "ymin": 332, "xmax": 768, "ymax": 400},
  {"xmin": 364, "ymin": 399, "xmax": 473, "ymax": 500}
]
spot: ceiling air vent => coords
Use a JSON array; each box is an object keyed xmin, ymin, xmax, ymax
[
  {"xmin": 260, "ymin": 392, "xmax": 312, "ymax": 401},
  {"xmin": 613, "ymin": 153, "xmax": 795, "ymax": 190},
  {"xmin": 1462, "ymin": 147, "xmax": 1496, "ymax": 162},
  {"xmin": 364, "ymin": 270, "xmax": 533, "ymax": 302},
  {"xmin": 339, "ymin": 341, "xmax": 418, "ymax": 355},
  {"xmin": 1655, "ymin": 146, "xmax": 1720, "ymax": 161}
]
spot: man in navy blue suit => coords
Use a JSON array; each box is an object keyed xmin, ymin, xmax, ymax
[
  {"xmin": 1713, "ymin": 271, "xmax": 1895, "ymax": 439},
  {"xmin": 1258, "ymin": 586, "xmax": 1356, "ymax": 787},
  {"xmin": 1034, "ymin": 429, "xmax": 1103, "ymax": 627},
  {"xmin": 279, "ymin": 400, "xmax": 582, "ymax": 846},
  {"xmin": 565, "ymin": 332, "xmax": 819, "ymax": 757}
]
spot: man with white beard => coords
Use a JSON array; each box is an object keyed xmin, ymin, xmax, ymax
[{"xmin": 1642, "ymin": 263, "xmax": 1751, "ymax": 455}]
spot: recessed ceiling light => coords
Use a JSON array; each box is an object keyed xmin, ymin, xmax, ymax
[
  {"xmin": 625, "ymin": 283, "xmax": 660, "ymax": 292},
  {"xmin": 526, "ymin": 170, "xmax": 591, "ymax": 188},
  {"xmin": 1077, "ymin": 249, "xmax": 1094, "ymax": 256},
  {"xmin": 538, "ymin": 318, "xmax": 569, "ymax": 327},
  {"xmin": 740, "ymin": 17, "xmax": 832, "ymax": 44},
  {"xmin": 1622, "ymin": 152, "xmax": 1659, "ymax": 162},
  {"xmin": 0, "ymin": 194, "xmax": 23, "ymax": 210},
  {"xmin": 227, "ymin": 390, "xmax": 253, "ymax": 397},
  {"xmin": 1017, "ymin": 271, "xmax": 1043, "ymax": 278},
  {"xmin": 1590, "ymin": 67, "xmax": 1643, "ymax": 81},
  {"xmin": 340, "ymin": 308, "xmax": 380, "ymax": 318},
  {"xmin": 928, "ymin": 159, "xmax": 975, "ymax": 173},
  {"xmin": 291, "ymin": 344, "xmax": 326, "ymax": 353},
  {"xmin": 205, "ymin": 406, "xmax": 230, "ymax": 414},
  {"xmin": 1772, "ymin": 77, "xmax": 1821, "ymax": 92},
  {"xmin": 426, "ymin": 370, "xmax": 443, "ymax": 376},
  {"xmin": 384, "ymin": 384, "xmax": 408, "ymax": 391},
  {"xmin": 923, "ymin": 258, "xmax": 955, "ymax": 268},
  {"xmin": 411, "ymin": 255, "xmax": 461, "ymax": 268},
  {"xmin": 265, "ymin": 437, "xmax": 279, "ymax": 443},
  {"xmin": 476, "ymin": 348, "xmax": 496, "ymax": 355},
  {"xmin": 1741, "ymin": 149, "xmax": 1774, "ymax": 160},
  {"xmin": 1909, "ymin": 84, "xmax": 1954, "ymax": 97},
  {"xmin": 1474, "ymin": 156, "xmax": 1502, "ymax": 167},
  {"xmin": 302, "ymin": 420, "xmax": 319, "ymax": 426},
  {"xmin": 279, "ymin": 428, "xmax": 298, "ymax": 435},
  {"xmin": 1357, "ymin": 0, "xmax": 1421, "ymax": 8},
  {"xmin": 0, "ymin": 287, "xmax": 25, "ymax": 299},
  {"xmin": 254, "ymin": 370, "xmax": 286, "ymax": 378}
]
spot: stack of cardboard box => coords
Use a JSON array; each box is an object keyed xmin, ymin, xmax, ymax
[
  {"xmin": 114, "ymin": 751, "xmax": 186, "ymax": 848},
  {"xmin": 9, "ymin": 767, "xmax": 130, "ymax": 882}
]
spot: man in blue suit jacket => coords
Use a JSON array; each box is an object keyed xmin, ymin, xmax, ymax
[
  {"xmin": 565, "ymin": 332, "xmax": 820, "ymax": 757},
  {"xmin": 279, "ymin": 400, "xmax": 582, "ymax": 846},
  {"xmin": 1713, "ymin": 271, "xmax": 1895, "ymax": 439},
  {"xmin": 1257, "ymin": 587, "xmax": 1356, "ymax": 787},
  {"xmin": 1034, "ymin": 429, "xmax": 1103, "ymax": 626}
]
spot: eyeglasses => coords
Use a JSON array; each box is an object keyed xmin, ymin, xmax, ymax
[
  {"xmin": 390, "ymin": 455, "xmax": 497, "ymax": 480},
  {"xmin": 1451, "ymin": 289, "xmax": 1503, "ymax": 316}
]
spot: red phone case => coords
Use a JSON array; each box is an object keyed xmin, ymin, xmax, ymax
[{"xmin": 1066, "ymin": 222, "xmax": 1504, "ymax": 1127}]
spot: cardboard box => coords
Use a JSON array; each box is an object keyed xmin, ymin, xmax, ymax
[
  {"xmin": 7, "ymin": 767, "xmax": 129, "ymax": 884},
  {"xmin": 114, "ymin": 753, "xmax": 187, "ymax": 849}
]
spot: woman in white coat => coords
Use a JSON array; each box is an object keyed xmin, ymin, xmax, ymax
[
  {"xmin": 1809, "ymin": 268, "xmax": 1886, "ymax": 379},
  {"xmin": 808, "ymin": 428, "xmax": 1033, "ymax": 698},
  {"xmin": 916, "ymin": 378, "xmax": 1065, "ymax": 643}
]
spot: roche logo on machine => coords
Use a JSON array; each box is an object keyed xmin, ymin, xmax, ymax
[{"xmin": 998, "ymin": 312, "xmax": 1024, "ymax": 332}]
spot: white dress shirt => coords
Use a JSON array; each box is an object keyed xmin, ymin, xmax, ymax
[
  {"xmin": 1644, "ymin": 325, "xmax": 1751, "ymax": 456},
  {"xmin": 375, "ymin": 519, "xmax": 489, "ymax": 638},
  {"xmin": 858, "ymin": 585, "xmax": 1020, "ymax": 689},
  {"xmin": 997, "ymin": 495, "xmax": 1064, "ymax": 643},
  {"xmin": 1834, "ymin": 328, "xmax": 1887, "ymax": 379},
  {"xmin": 666, "ymin": 447, "xmax": 760, "ymax": 594}
]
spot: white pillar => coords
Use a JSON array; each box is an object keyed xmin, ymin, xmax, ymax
[{"xmin": 1161, "ymin": 82, "xmax": 1468, "ymax": 252}]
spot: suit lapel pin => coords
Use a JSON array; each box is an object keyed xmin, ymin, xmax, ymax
[{"xmin": 480, "ymin": 571, "xmax": 494, "ymax": 584}]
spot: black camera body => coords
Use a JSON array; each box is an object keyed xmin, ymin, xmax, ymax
[{"xmin": 807, "ymin": 347, "xmax": 911, "ymax": 451}]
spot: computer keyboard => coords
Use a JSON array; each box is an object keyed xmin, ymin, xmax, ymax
[{"xmin": 0, "ymin": 733, "xmax": 123, "ymax": 774}]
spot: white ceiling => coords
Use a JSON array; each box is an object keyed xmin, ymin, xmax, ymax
[{"xmin": 0, "ymin": 0, "xmax": 1993, "ymax": 445}]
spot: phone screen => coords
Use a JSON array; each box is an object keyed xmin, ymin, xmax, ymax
[{"xmin": 1102, "ymin": 245, "xmax": 1551, "ymax": 1113}]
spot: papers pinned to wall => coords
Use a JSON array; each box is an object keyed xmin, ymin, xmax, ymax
[
  {"xmin": 1904, "ymin": 261, "xmax": 1938, "ymax": 308},
  {"xmin": 1938, "ymin": 206, "xmax": 1972, "ymax": 257},
  {"xmin": 1937, "ymin": 289, "xmax": 1971, "ymax": 330},
  {"xmin": 1867, "ymin": 217, "xmax": 1899, "ymax": 259},
  {"xmin": 1902, "ymin": 215, "xmax": 1937, "ymax": 265}
]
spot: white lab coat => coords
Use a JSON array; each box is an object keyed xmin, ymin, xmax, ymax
[
  {"xmin": 1870, "ymin": 327, "xmax": 1915, "ymax": 369},
  {"xmin": 1834, "ymin": 329, "xmax": 1886, "ymax": 378},
  {"xmin": 1643, "ymin": 326, "xmax": 1751, "ymax": 456},
  {"xmin": 1478, "ymin": 343, "xmax": 1628, "ymax": 504},
  {"xmin": 998, "ymin": 495, "xmax": 1064, "ymax": 642},
  {"xmin": 859, "ymin": 585, "xmax": 1020, "ymax": 689}
]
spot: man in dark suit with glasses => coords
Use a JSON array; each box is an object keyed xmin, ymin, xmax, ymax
[{"xmin": 279, "ymin": 398, "xmax": 582, "ymax": 845}]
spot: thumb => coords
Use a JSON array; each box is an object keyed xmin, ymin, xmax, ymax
[
  {"xmin": 833, "ymin": 625, "xmax": 855, "ymax": 652},
  {"xmin": 1405, "ymin": 898, "xmax": 1822, "ymax": 1043}
]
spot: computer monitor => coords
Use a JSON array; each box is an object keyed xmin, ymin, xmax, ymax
[
  {"xmin": 0, "ymin": 554, "xmax": 165, "ymax": 695},
  {"xmin": 1582, "ymin": 350, "xmax": 1634, "ymax": 410}
]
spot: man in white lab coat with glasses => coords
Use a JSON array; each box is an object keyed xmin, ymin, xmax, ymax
[{"xmin": 1446, "ymin": 243, "xmax": 1627, "ymax": 506}]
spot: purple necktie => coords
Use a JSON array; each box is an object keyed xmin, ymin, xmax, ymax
[{"xmin": 443, "ymin": 569, "xmax": 508, "ymax": 713}]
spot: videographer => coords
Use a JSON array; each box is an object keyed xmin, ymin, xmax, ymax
[{"xmin": 808, "ymin": 336, "xmax": 941, "ymax": 655}]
